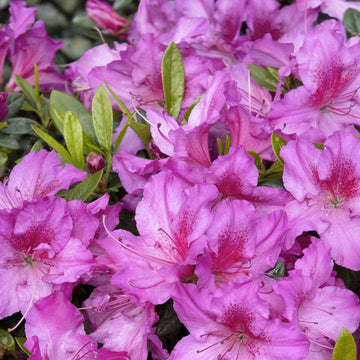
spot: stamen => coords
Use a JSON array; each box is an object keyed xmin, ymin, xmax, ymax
[
  {"xmin": 102, "ymin": 216, "xmax": 173, "ymax": 266},
  {"xmin": 70, "ymin": 341, "xmax": 96, "ymax": 360},
  {"xmin": 93, "ymin": 26, "xmax": 107, "ymax": 46}
]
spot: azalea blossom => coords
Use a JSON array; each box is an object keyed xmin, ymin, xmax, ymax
[
  {"xmin": 281, "ymin": 129, "xmax": 360, "ymax": 270},
  {"xmin": 170, "ymin": 281, "xmax": 309, "ymax": 359}
]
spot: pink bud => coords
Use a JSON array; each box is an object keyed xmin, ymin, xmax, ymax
[
  {"xmin": 87, "ymin": 152, "xmax": 105, "ymax": 174},
  {"xmin": 86, "ymin": 0, "xmax": 128, "ymax": 36}
]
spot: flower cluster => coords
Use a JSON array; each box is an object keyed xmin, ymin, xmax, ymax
[{"xmin": 1, "ymin": 0, "xmax": 360, "ymax": 359}]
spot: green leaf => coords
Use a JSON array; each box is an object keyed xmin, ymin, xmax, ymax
[
  {"xmin": 183, "ymin": 93, "xmax": 204, "ymax": 122},
  {"xmin": 92, "ymin": 85, "xmax": 113, "ymax": 153},
  {"xmin": 15, "ymin": 337, "xmax": 32, "ymax": 356},
  {"xmin": 32, "ymin": 125, "xmax": 73, "ymax": 163},
  {"xmin": 0, "ymin": 152, "xmax": 8, "ymax": 166},
  {"xmin": 105, "ymin": 82, "xmax": 132, "ymax": 119},
  {"xmin": 271, "ymin": 132, "xmax": 287, "ymax": 164},
  {"xmin": 0, "ymin": 134, "xmax": 20, "ymax": 150},
  {"xmin": 14, "ymin": 75, "xmax": 37, "ymax": 109},
  {"xmin": 266, "ymin": 262, "xmax": 285, "ymax": 280},
  {"xmin": 34, "ymin": 63, "xmax": 41, "ymax": 105},
  {"xmin": 128, "ymin": 118, "xmax": 151, "ymax": 148},
  {"xmin": 0, "ymin": 123, "xmax": 7, "ymax": 131},
  {"xmin": 332, "ymin": 328, "xmax": 357, "ymax": 360},
  {"xmin": 247, "ymin": 151, "xmax": 265, "ymax": 171},
  {"xmin": 249, "ymin": 64, "xmax": 279, "ymax": 92},
  {"xmin": 30, "ymin": 140, "xmax": 43, "ymax": 152},
  {"xmin": 0, "ymin": 329, "xmax": 15, "ymax": 351},
  {"xmin": 52, "ymin": 108, "xmax": 66, "ymax": 132},
  {"xmin": 1, "ymin": 117, "xmax": 38, "ymax": 135},
  {"xmin": 50, "ymin": 91, "xmax": 95, "ymax": 137},
  {"xmin": 64, "ymin": 170, "xmax": 103, "ymax": 201},
  {"xmin": 5, "ymin": 93, "xmax": 24, "ymax": 119},
  {"xmin": 161, "ymin": 41, "xmax": 185, "ymax": 119},
  {"xmin": 64, "ymin": 111, "xmax": 85, "ymax": 168},
  {"xmin": 344, "ymin": 8, "xmax": 360, "ymax": 36}
]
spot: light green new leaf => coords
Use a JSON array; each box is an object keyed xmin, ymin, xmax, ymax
[
  {"xmin": 247, "ymin": 151, "xmax": 265, "ymax": 172},
  {"xmin": 128, "ymin": 119, "xmax": 151, "ymax": 148},
  {"xmin": 15, "ymin": 75, "xmax": 37, "ymax": 109},
  {"xmin": 0, "ymin": 152, "xmax": 8, "ymax": 166},
  {"xmin": 65, "ymin": 170, "xmax": 103, "ymax": 201},
  {"xmin": 50, "ymin": 91, "xmax": 95, "ymax": 137},
  {"xmin": 271, "ymin": 132, "xmax": 287, "ymax": 164},
  {"xmin": 64, "ymin": 111, "xmax": 85, "ymax": 168},
  {"xmin": 92, "ymin": 85, "xmax": 113, "ymax": 153},
  {"xmin": 32, "ymin": 125, "xmax": 73, "ymax": 164},
  {"xmin": 161, "ymin": 41, "xmax": 185, "ymax": 119},
  {"xmin": 183, "ymin": 93, "xmax": 204, "ymax": 122},
  {"xmin": 332, "ymin": 328, "xmax": 356, "ymax": 360}
]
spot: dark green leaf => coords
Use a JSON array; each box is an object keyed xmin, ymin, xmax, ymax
[
  {"xmin": 161, "ymin": 41, "xmax": 185, "ymax": 119},
  {"xmin": 92, "ymin": 85, "xmax": 113, "ymax": 153},
  {"xmin": 15, "ymin": 337, "xmax": 32, "ymax": 356},
  {"xmin": 0, "ymin": 134, "xmax": 20, "ymax": 150},
  {"xmin": 14, "ymin": 75, "xmax": 37, "ymax": 109},
  {"xmin": 1, "ymin": 117, "xmax": 38, "ymax": 135},
  {"xmin": 32, "ymin": 125, "xmax": 72, "ymax": 163},
  {"xmin": 50, "ymin": 91, "xmax": 95, "ymax": 137},
  {"xmin": 64, "ymin": 111, "xmax": 85, "ymax": 168},
  {"xmin": 344, "ymin": 8, "xmax": 360, "ymax": 36},
  {"xmin": 0, "ymin": 329, "xmax": 15, "ymax": 351},
  {"xmin": 5, "ymin": 93, "xmax": 24, "ymax": 119},
  {"xmin": 332, "ymin": 328, "xmax": 356, "ymax": 360},
  {"xmin": 249, "ymin": 64, "xmax": 279, "ymax": 92},
  {"xmin": 271, "ymin": 132, "xmax": 287, "ymax": 163},
  {"xmin": 266, "ymin": 262, "xmax": 286, "ymax": 280},
  {"xmin": 64, "ymin": 170, "xmax": 103, "ymax": 201}
]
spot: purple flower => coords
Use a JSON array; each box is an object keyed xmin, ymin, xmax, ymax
[
  {"xmin": 0, "ymin": 92, "xmax": 9, "ymax": 121},
  {"xmin": 0, "ymin": 150, "xmax": 86, "ymax": 210},
  {"xmin": 269, "ymin": 20, "xmax": 360, "ymax": 140},
  {"xmin": 281, "ymin": 129, "xmax": 360, "ymax": 269},
  {"xmin": 170, "ymin": 282, "xmax": 309, "ymax": 359}
]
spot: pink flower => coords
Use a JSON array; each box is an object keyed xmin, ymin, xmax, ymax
[
  {"xmin": 0, "ymin": 149, "xmax": 86, "ymax": 210},
  {"xmin": 268, "ymin": 20, "xmax": 360, "ymax": 140},
  {"xmin": 0, "ymin": 197, "xmax": 95, "ymax": 320},
  {"xmin": 24, "ymin": 291, "xmax": 129, "ymax": 360},
  {"xmin": 170, "ymin": 282, "xmax": 309, "ymax": 359},
  {"xmin": 281, "ymin": 129, "xmax": 360, "ymax": 269}
]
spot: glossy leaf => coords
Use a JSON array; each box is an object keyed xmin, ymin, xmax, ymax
[
  {"xmin": 50, "ymin": 91, "xmax": 95, "ymax": 137},
  {"xmin": 1, "ymin": 117, "xmax": 38, "ymax": 135},
  {"xmin": 14, "ymin": 75, "xmax": 37, "ymax": 109},
  {"xmin": 64, "ymin": 111, "xmax": 85, "ymax": 168},
  {"xmin": 161, "ymin": 41, "xmax": 185, "ymax": 119},
  {"xmin": 332, "ymin": 328, "xmax": 356, "ymax": 360},
  {"xmin": 0, "ymin": 134, "xmax": 20, "ymax": 150},
  {"xmin": 5, "ymin": 93, "xmax": 24, "ymax": 119},
  {"xmin": 92, "ymin": 85, "xmax": 113, "ymax": 153},
  {"xmin": 32, "ymin": 125, "xmax": 73, "ymax": 164},
  {"xmin": 64, "ymin": 170, "xmax": 103, "ymax": 201},
  {"xmin": 271, "ymin": 132, "xmax": 287, "ymax": 164},
  {"xmin": 105, "ymin": 82, "xmax": 132, "ymax": 119}
]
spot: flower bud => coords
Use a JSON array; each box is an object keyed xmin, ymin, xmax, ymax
[
  {"xmin": 86, "ymin": 0, "xmax": 128, "ymax": 36},
  {"xmin": 87, "ymin": 152, "xmax": 105, "ymax": 174}
]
